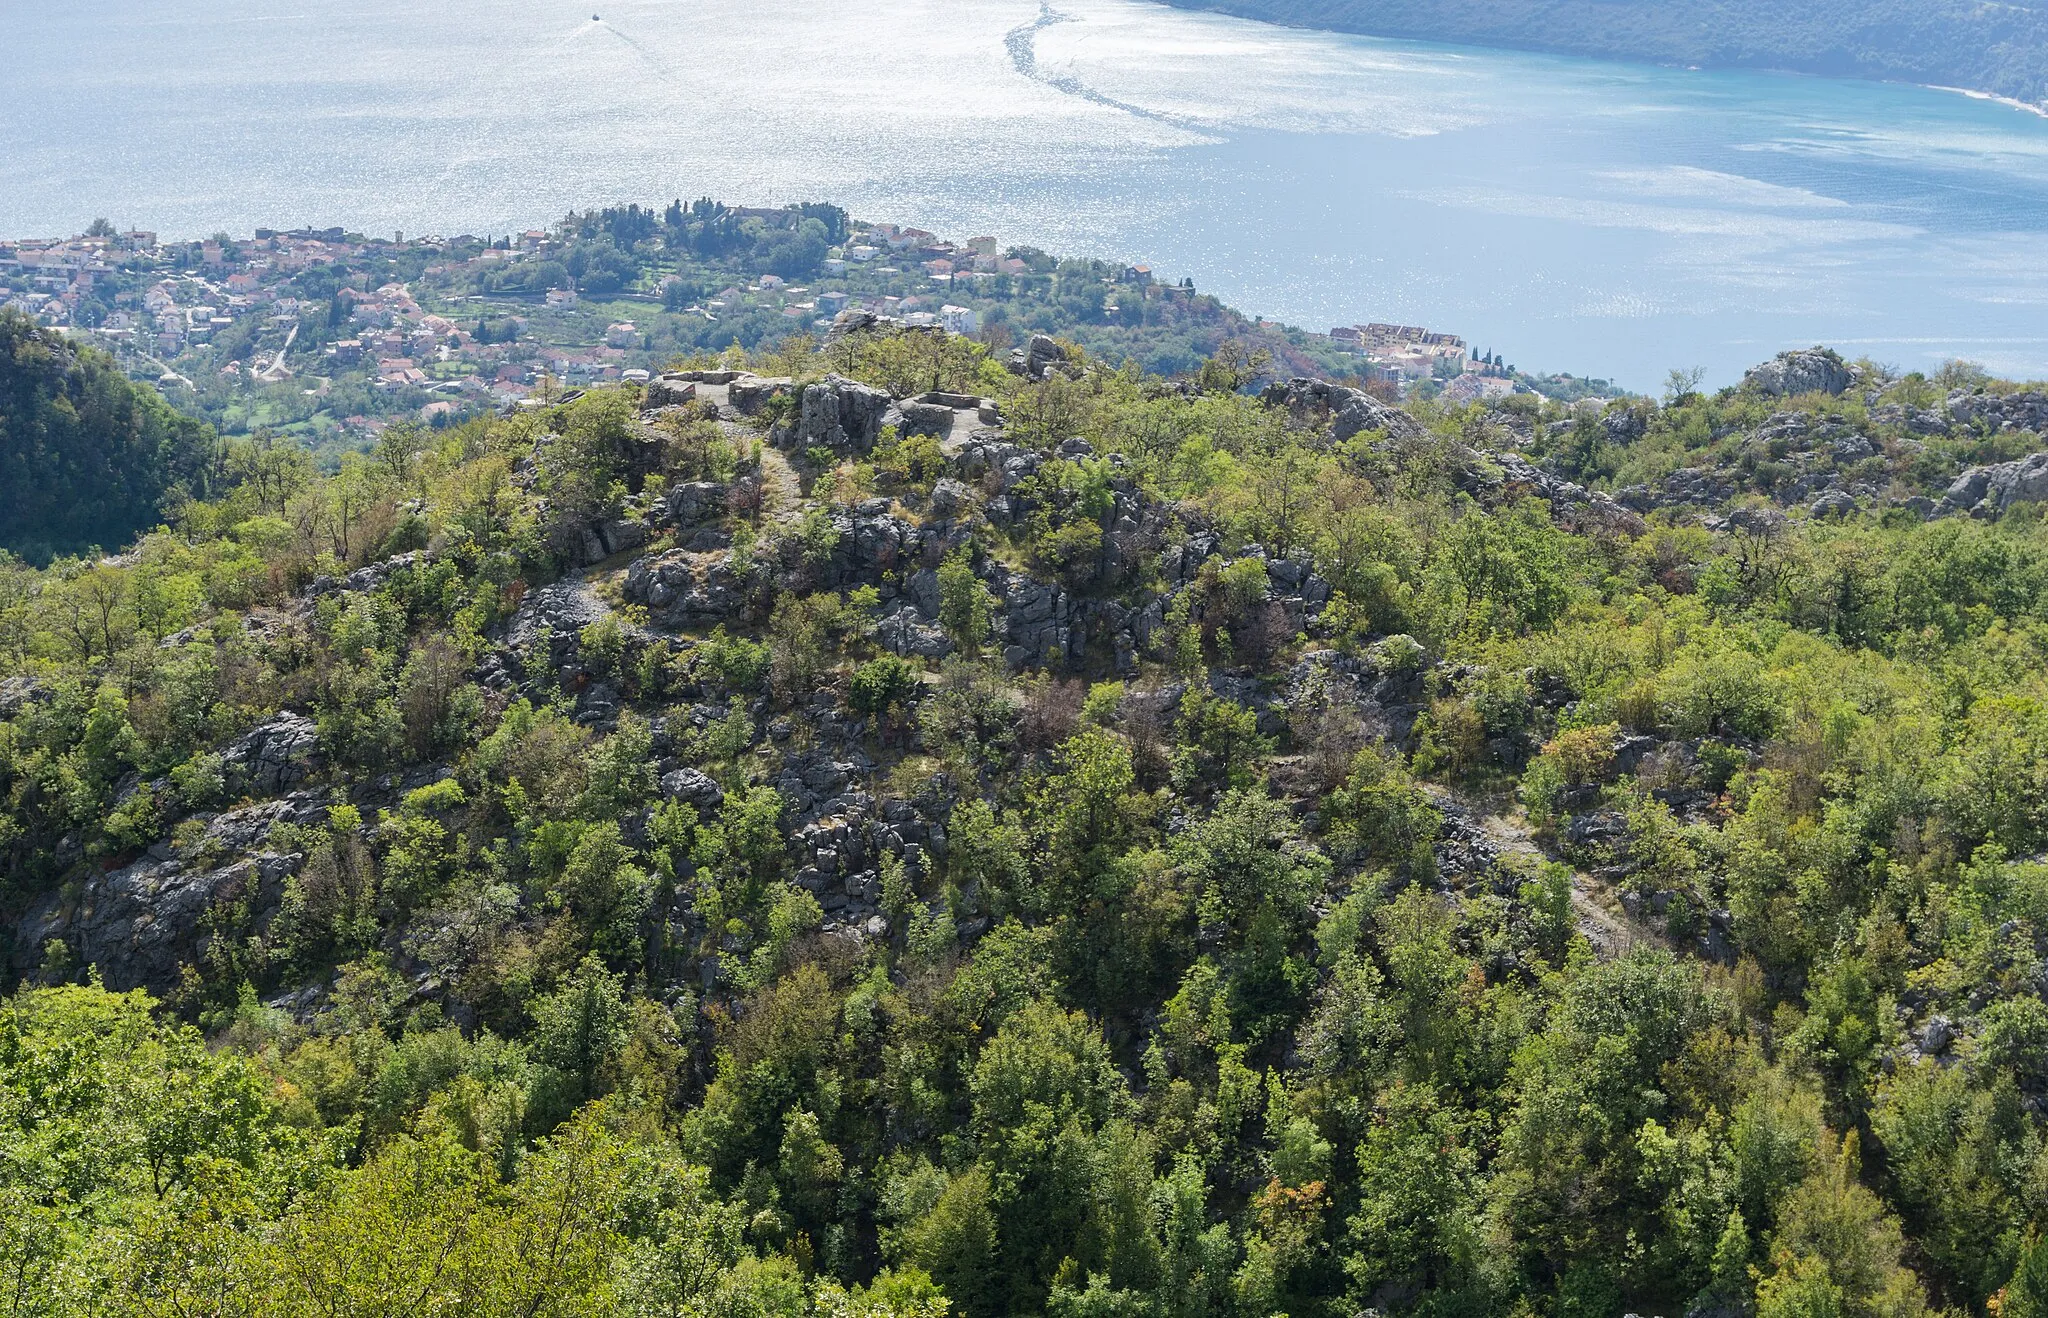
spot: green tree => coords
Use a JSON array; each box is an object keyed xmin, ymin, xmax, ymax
[{"xmin": 937, "ymin": 550, "xmax": 996, "ymax": 656}]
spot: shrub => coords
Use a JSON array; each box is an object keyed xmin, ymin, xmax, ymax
[
  {"xmin": 697, "ymin": 626, "xmax": 771, "ymax": 691},
  {"xmin": 850, "ymin": 654, "xmax": 919, "ymax": 716}
]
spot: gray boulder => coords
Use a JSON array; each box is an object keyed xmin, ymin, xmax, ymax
[
  {"xmin": 659, "ymin": 767, "xmax": 725, "ymax": 812},
  {"xmin": 1809, "ymin": 489, "xmax": 1859, "ymax": 519},
  {"xmin": 955, "ymin": 440, "xmax": 1033, "ymax": 489},
  {"xmin": 1744, "ymin": 348, "xmax": 1853, "ymax": 398},
  {"xmin": 591, "ymin": 517, "xmax": 647, "ymax": 563},
  {"xmin": 929, "ymin": 477, "xmax": 976, "ymax": 520},
  {"xmin": 643, "ymin": 375, "xmax": 697, "ymax": 409},
  {"xmin": 1939, "ymin": 452, "xmax": 2048, "ymax": 518},
  {"xmin": 895, "ymin": 398, "xmax": 956, "ymax": 437},
  {"xmin": 666, "ymin": 481, "xmax": 727, "ymax": 527},
  {"xmin": 1009, "ymin": 334, "xmax": 1068, "ymax": 381},
  {"xmin": 623, "ymin": 550, "xmax": 749, "ymax": 627},
  {"xmin": 876, "ymin": 606, "xmax": 953, "ymax": 660}
]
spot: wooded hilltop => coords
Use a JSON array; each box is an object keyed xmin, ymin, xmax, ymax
[{"xmin": 8, "ymin": 300, "xmax": 2048, "ymax": 1318}]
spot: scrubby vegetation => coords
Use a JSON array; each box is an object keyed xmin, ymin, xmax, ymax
[
  {"xmin": 7, "ymin": 314, "xmax": 2048, "ymax": 1318},
  {"xmin": 0, "ymin": 311, "xmax": 223, "ymax": 560}
]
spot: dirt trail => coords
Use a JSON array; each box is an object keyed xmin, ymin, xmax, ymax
[
  {"xmin": 755, "ymin": 446, "xmax": 804, "ymax": 525},
  {"xmin": 1467, "ymin": 800, "xmax": 1653, "ymax": 959}
]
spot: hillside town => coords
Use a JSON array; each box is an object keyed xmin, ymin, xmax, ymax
[{"xmin": 1, "ymin": 207, "xmax": 1609, "ymax": 458}]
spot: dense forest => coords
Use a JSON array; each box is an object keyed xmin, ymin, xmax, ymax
[
  {"xmin": 7, "ymin": 309, "xmax": 2048, "ymax": 1318},
  {"xmin": 0, "ymin": 313, "xmax": 222, "ymax": 562},
  {"xmin": 1159, "ymin": 0, "xmax": 2048, "ymax": 107}
]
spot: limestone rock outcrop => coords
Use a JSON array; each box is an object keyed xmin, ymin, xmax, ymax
[
  {"xmin": 795, "ymin": 374, "xmax": 895, "ymax": 453},
  {"xmin": 1744, "ymin": 348, "xmax": 1853, "ymax": 398},
  {"xmin": 1260, "ymin": 377, "xmax": 1425, "ymax": 443},
  {"xmin": 222, "ymin": 712, "xmax": 322, "ymax": 796},
  {"xmin": 1939, "ymin": 451, "xmax": 2048, "ymax": 518}
]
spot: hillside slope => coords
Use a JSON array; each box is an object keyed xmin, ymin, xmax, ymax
[
  {"xmin": 1158, "ymin": 0, "xmax": 2048, "ymax": 106},
  {"xmin": 9, "ymin": 327, "xmax": 2048, "ymax": 1314},
  {"xmin": 0, "ymin": 311, "xmax": 221, "ymax": 560}
]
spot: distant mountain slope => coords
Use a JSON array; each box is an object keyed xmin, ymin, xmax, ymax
[
  {"xmin": 1155, "ymin": 0, "xmax": 2048, "ymax": 107},
  {"xmin": 0, "ymin": 311, "xmax": 220, "ymax": 561}
]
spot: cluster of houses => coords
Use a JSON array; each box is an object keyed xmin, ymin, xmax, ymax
[
  {"xmin": 1327, "ymin": 320, "xmax": 1522, "ymax": 400},
  {"xmin": 6, "ymin": 213, "xmax": 1544, "ymax": 433},
  {"xmin": 0, "ymin": 232, "xmax": 137, "ymax": 329}
]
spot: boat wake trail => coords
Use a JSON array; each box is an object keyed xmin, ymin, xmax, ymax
[
  {"xmin": 585, "ymin": 17, "xmax": 674, "ymax": 79},
  {"xmin": 1002, "ymin": 2, "xmax": 1196, "ymax": 129}
]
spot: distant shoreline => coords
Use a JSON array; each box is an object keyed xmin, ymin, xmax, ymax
[
  {"xmin": 1924, "ymin": 84, "xmax": 2048, "ymax": 120},
  {"xmin": 1149, "ymin": 0, "xmax": 2048, "ymax": 118}
]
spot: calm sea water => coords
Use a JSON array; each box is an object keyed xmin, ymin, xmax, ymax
[{"xmin": 7, "ymin": 0, "xmax": 2048, "ymax": 388}]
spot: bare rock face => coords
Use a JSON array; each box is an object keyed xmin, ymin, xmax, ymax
[
  {"xmin": 1603, "ymin": 403, "xmax": 1649, "ymax": 444},
  {"xmin": 875, "ymin": 606, "xmax": 952, "ymax": 660},
  {"xmin": 729, "ymin": 375, "xmax": 794, "ymax": 414},
  {"xmin": 796, "ymin": 374, "xmax": 895, "ymax": 453},
  {"xmin": 508, "ymin": 577, "xmax": 613, "ymax": 648},
  {"xmin": 1947, "ymin": 390, "xmax": 2048, "ymax": 434},
  {"xmin": 643, "ymin": 375, "xmax": 697, "ymax": 409},
  {"xmin": 665, "ymin": 480, "xmax": 728, "ymax": 528},
  {"xmin": 929, "ymin": 477, "xmax": 976, "ymax": 521},
  {"xmin": 223, "ymin": 712, "xmax": 322, "ymax": 796},
  {"xmin": 1939, "ymin": 451, "xmax": 2048, "ymax": 518},
  {"xmin": 0, "ymin": 675, "xmax": 50, "ymax": 718},
  {"xmin": 623, "ymin": 550, "xmax": 751, "ymax": 627},
  {"xmin": 15, "ymin": 792, "xmax": 326, "ymax": 993},
  {"xmin": 1744, "ymin": 348, "xmax": 1853, "ymax": 398},
  {"xmin": 24, "ymin": 851, "xmax": 300, "ymax": 993},
  {"xmin": 579, "ymin": 517, "xmax": 648, "ymax": 566},
  {"xmin": 1260, "ymin": 377, "xmax": 1425, "ymax": 444},
  {"xmin": 1618, "ymin": 466, "xmax": 1735, "ymax": 513}
]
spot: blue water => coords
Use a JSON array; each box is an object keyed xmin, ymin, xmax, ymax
[{"xmin": 5, "ymin": 0, "xmax": 2046, "ymax": 388}]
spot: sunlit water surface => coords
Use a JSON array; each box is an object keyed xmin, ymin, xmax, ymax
[{"xmin": 8, "ymin": 0, "xmax": 2048, "ymax": 386}]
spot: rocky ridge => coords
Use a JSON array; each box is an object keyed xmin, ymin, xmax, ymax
[{"xmin": 10, "ymin": 346, "xmax": 1961, "ymax": 1018}]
